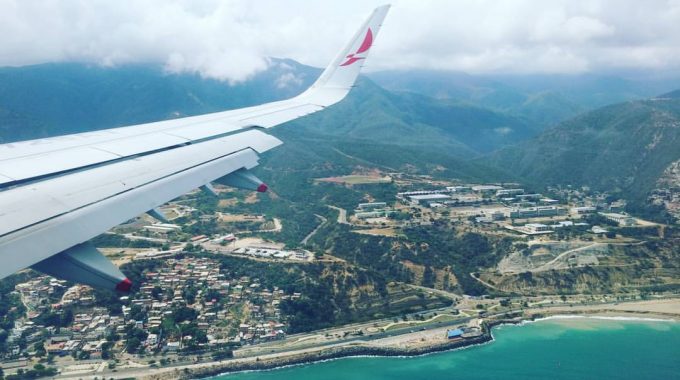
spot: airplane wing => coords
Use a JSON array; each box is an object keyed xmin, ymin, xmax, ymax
[{"xmin": 0, "ymin": 5, "xmax": 390, "ymax": 291}]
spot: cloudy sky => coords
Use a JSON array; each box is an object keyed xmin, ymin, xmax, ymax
[{"xmin": 1, "ymin": 0, "xmax": 679, "ymax": 82}]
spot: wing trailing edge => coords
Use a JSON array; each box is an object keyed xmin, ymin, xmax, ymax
[
  {"xmin": 32, "ymin": 242, "xmax": 131, "ymax": 292},
  {"xmin": 0, "ymin": 5, "xmax": 391, "ymax": 291}
]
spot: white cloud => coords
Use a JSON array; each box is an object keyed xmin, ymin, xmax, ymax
[
  {"xmin": 275, "ymin": 72, "xmax": 304, "ymax": 89},
  {"xmin": 0, "ymin": 0, "xmax": 678, "ymax": 80}
]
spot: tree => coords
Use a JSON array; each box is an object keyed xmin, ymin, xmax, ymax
[
  {"xmin": 422, "ymin": 266, "xmax": 436, "ymax": 288},
  {"xmin": 33, "ymin": 342, "xmax": 46, "ymax": 357},
  {"xmin": 126, "ymin": 337, "xmax": 141, "ymax": 354}
]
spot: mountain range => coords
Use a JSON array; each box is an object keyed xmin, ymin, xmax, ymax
[
  {"xmin": 1, "ymin": 60, "xmax": 679, "ymax": 214},
  {"xmin": 369, "ymin": 70, "xmax": 680, "ymax": 129},
  {"xmin": 486, "ymin": 94, "xmax": 680, "ymax": 205}
]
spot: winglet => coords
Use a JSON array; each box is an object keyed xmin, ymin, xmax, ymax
[{"xmin": 299, "ymin": 5, "xmax": 390, "ymax": 105}]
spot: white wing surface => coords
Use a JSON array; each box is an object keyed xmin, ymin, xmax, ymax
[{"xmin": 0, "ymin": 5, "xmax": 390, "ymax": 291}]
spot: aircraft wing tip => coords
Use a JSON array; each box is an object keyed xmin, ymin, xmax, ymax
[{"xmin": 116, "ymin": 278, "xmax": 133, "ymax": 292}]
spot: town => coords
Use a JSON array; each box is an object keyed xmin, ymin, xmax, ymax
[
  {"xmin": 0, "ymin": 174, "xmax": 672, "ymax": 378},
  {"xmin": 3, "ymin": 256, "xmax": 295, "ymax": 377}
]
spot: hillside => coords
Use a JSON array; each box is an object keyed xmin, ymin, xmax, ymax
[
  {"xmin": 3, "ymin": 62, "xmax": 679, "ymax": 209},
  {"xmin": 0, "ymin": 62, "xmax": 533, "ymax": 157},
  {"xmin": 285, "ymin": 78, "xmax": 535, "ymax": 154},
  {"xmin": 0, "ymin": 60, "xmax": 317, "ymax": 142},
  {"xmin": 486, "ymin": 96, "xmax": 680, "ymax": 207},
  {"xmin": 369, "ymin": 70, "xmax": 680, "ymax": 128}
]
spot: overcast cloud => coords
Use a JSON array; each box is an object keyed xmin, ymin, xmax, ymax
[{"xmin": 1, "ymin": 0, "xmax": 679, "ymax": 82}]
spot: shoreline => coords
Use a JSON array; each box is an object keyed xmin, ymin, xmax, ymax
[{"xmin": 126, "ymin": 298, "xmax": 680, "ymax": 380}]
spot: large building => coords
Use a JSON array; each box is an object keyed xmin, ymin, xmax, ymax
[
  {"xmin": 572, "ymin": 206, "xmax": 597, "ymax": 214},
  {"xmin": 507, "ymin": 223, "xmax": 554, "ymax": 235},
  {"xmin": 510, "ymin": 206, "xmax": 566, "ymax": 218},
  {"xmin": 600, "ymin": 212, "xmax": 636, "ymax": 226},
  {"xmin": 408, "ymin": 193, "xmax": 451, "ymax": 206},
  {"xmin": 446, "ymin": 186, "xmax": 472, "ymax": 193},
  {"xmin": 355, "ymin": 210, "xmax": 395, "ymax": 219},
  {"xmin": 496, "ymin": 188, "xmax": 524, "ymax": 197},
  {"xmin": 471, "ymin": 185, "xmax": 503, "ymax": 193},
  {"xmin": 357, "ymin": 202, "xmax": 387, "ymax": 211}
]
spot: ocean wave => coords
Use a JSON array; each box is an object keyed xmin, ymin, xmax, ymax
[{"xmin": 530, "ymin": 315, "xmax": 677, "ymax": 323}]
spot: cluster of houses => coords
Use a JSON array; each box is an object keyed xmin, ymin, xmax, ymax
[
  {"xmin": 9, "ymin": 279, "xmax": 120, "ymax": 360},
  {"xmin": 3, "ymin": 257, "xmax": 298, "ymax": 362},
  {"xmin": 123, "ymin": 257, "xmax": 295, "ymax": 351}
]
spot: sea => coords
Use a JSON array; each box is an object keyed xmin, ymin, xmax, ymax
[{"xmin": 214, "ymin": 317, "xmax": 680, "ymax": 380}]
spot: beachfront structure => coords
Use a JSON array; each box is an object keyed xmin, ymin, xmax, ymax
[{"xmin": 447, "ymin": 328, "xmax": 464, "ymax": 339}]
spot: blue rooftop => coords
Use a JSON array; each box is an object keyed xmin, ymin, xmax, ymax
[{"xmin": 447, "ymin": 328, "xmax": 464, "ymax": 338}]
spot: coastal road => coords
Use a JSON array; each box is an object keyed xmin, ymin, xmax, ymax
[
  {"xmin": 55, "ymin": 296, "xmax": 680, "ymax": 379},
  {"xmin": 236, "ymin": 308, "xmax": 471, "ymax": 358}
]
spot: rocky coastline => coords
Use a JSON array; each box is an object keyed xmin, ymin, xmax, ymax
[{"xmin": 166, "ymin": 319, "xmax": 534, "ymax": 380}]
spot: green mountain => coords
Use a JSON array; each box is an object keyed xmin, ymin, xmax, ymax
[
  {"xmin": 0, "ymin": 60, "xmax": 317, "ymax": 142},
  {"xmin": 4, "ymin": 61, "xmax": 678, "ymax": 209},
  {"xmin": 284, "ymin": 78, "xmax": 535, "ymax": 155},
  {"xmin": 486, "ymin": 97, "xmax": 680, "ymax": 204},
  {"xmin": 659, "ymin": 89, "xmax": 680, "ymax": 99},
  {"xmin": 0, "ymin": 61, "xmax": 534, "ymax": 157},
  {"xmin": 369, "ymin": 70, "xmax": 680, "ymax": 129}
]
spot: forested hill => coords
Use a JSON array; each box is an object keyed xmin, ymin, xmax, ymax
[
  {"xmin": 0, "ymin": 61, "xmax": 533, "ymax": 156},
  {"xmin": 658, "ymin": 89, "xmax": 680, "ymax": 99},
  {"xmin": 284, "ymin": 78, "xmax": 534, "ymax": 155},
  {"xmin": 2, "ymin": 61, "xmax": 680, "ymax": 208},
  {"xmin": 369, "ymin": 70, "xmax": 680, "ymax": 129},
  {"xmin": 0, "ymin": 59, "xmax": 318, "ymax": 142},
  {"xmin": 485, "ymin": 96, "xmax": 680, "ymax": 205}
]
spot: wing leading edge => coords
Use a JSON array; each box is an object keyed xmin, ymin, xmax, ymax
[{"xmin": 0, "ymin": 5, "xmax": 390, "ymax": 291}]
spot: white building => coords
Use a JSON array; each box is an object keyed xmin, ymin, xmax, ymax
[{"xmin": 600, "ymin": 212, "xmax": 636, "ymax": 226}]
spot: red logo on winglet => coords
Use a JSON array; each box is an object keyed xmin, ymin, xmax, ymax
[{"xmin": 340, "ymin": 28, "xmax": 373, "ymax": 66}]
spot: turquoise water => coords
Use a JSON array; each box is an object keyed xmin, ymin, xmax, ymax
[{"xmin": 216, "ymin": 318, "xmax": 680, "ymax": 380}]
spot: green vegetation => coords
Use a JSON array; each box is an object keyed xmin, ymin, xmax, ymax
[
  {"xmin": 5, "ymin": 364, "xmax": 58, "ymax": 379},
  {"xmin": 482, "ymin": 228, "xmax": 680, "ymax": 295},
  {"xmin": 91, "ymin": 234, "xmax": 162, "ymax": 249},
  {"xmin": 311, "ymin": 220, "xmax": 512, "ymax": 295},
  {"xmin": 487, "ymin": 98, "xmax": 680, "ymax": 219},
  {"xmin": 118, "ymin": 254, "xmax": 447, "ymax": 334},
  {"xmin": 0, "ymin": 273, "xmax": 30, "ymax": 352}
]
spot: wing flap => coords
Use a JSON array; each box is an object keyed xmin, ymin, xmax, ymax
[
  {"xmin": 0, "ymin": 148, "xmax": 263, "ymax": 279},
  {"xmin": 91, "ymin": 132, "xmax": 189, "ymax": 157},
  {"xmin": 0, "ymin": 5, "xmax": 390, "ymax": 187},
  {"xmin": 0, "ymin": 5, "xmax": 391, "ymax": 287},
  {"xmin": 0, "ymin": 147, "xmax": 121, "ymax": 182},
  {"xmin": 32, "ymin": 242, "xmax": 130, "ymax": 292},
  {"xmin": 0, "ymin": 130, "xmax": 281, "ymax": 237}
]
